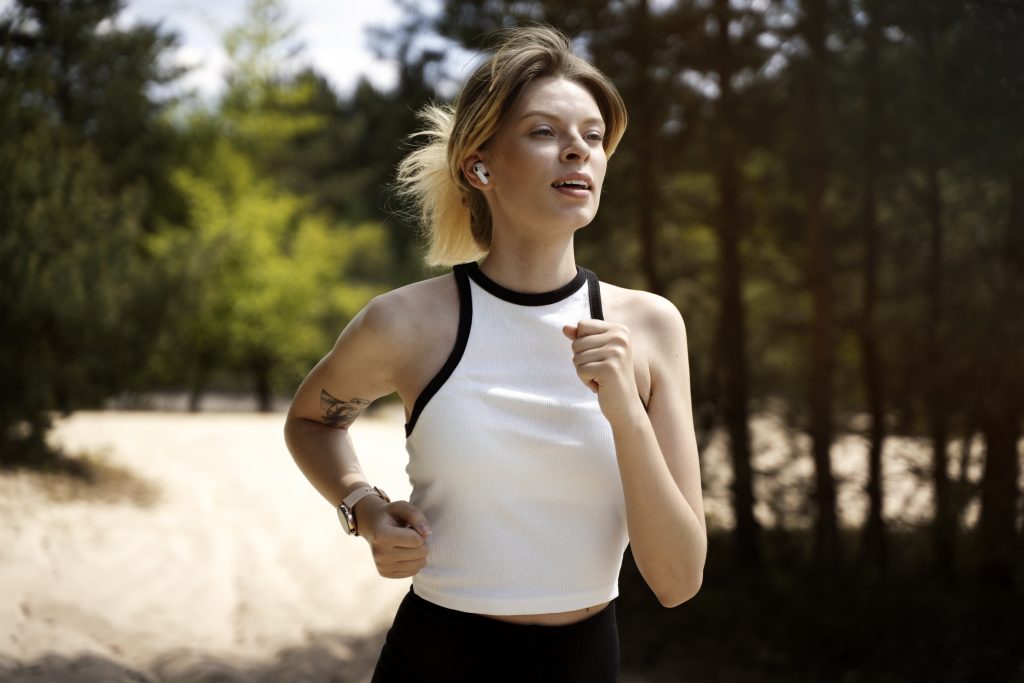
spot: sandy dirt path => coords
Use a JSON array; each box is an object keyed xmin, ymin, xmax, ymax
[
  {"xmin": 0, "ymin": 406, "xmax": 413, "ymax": 682},
  {"xmin": 0, "ymin": 404, "xmax": 995, "ymax": 682}
]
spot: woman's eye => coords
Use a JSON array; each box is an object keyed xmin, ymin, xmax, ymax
[
  {"xmin": 532, "ymin": 128, "xmax": 555, "ymax": 136},
  {"xmin": 587, "ymin": 132, "xmax": 605, "ymax": 142}
]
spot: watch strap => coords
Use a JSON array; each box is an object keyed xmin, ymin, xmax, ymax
[{"xmin": 337, "ymin": 485, "xmax": 390, "ymax": 536}]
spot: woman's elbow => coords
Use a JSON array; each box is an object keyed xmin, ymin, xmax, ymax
[{"xmin": 655, "ymin": 572, "xmax": 703, "ymax": 608}]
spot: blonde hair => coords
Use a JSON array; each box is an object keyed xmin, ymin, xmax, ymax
[{"xmin": 395, "ymin": 25, "xmax": 628, "ymax": 268}]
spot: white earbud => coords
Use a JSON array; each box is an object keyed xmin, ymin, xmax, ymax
[{"xmin": 472, "ymin": 162, "xmax": 489, "ymax": 185}]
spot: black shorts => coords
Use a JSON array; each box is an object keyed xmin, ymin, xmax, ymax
[{"xmin": 370, "ymin": 587, "xmax": 620, "ymax": 683}]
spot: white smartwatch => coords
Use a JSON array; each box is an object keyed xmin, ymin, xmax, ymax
[{"xmin": 337, "ymin": 485, "xmax": 390, "ymax": 536}]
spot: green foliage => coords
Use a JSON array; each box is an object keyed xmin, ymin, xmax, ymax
[
  {"xmin": 220, "ymin": 0, "xmax": 327, "ymax": 173},
  {"xmin": 223, "ymin": 0, "xmax": 302, "ymax": 87},
  {"xmin": 0, "ymin": 0, "xmax": 182, "ymax": 463},
  {"xmin": 259, "ymin": 11, "xmax": 444, "ymax": 283},
  {"xmin": 0, "ymin": 0, "xmax": 189, "ymax": 229},
  {"xmin": 149, "ymin": 129, "xmax": 393, "ymax": 397},
  {"xmin": 0, "ymin": 121, "xmax": 155, "ymax": 463},
  {"xmin": 144, "ymin": 0, "xmax": 395, "ymax": 406}
]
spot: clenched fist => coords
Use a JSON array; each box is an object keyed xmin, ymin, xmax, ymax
[
  {"xmin": 562, "ymin": 319, "xmax": 641, "ymax": 425},
  {"xmin": 355, "ymin": 497, "xmax": 432, "ymax": 579}
]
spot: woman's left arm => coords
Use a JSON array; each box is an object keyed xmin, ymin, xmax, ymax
[{"xmin": 563, "ymin": 295, "xmax": 707, "ymax": 607}]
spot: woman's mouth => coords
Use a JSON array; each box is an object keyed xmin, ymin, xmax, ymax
[{"xmin": 551, "ymin": 178, "xmax": 592, "ymax": 198}]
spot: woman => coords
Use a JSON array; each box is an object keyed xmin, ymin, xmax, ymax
[{"xmin": 283, "ymin": 25, "xmax": 706, "ymax": 683}]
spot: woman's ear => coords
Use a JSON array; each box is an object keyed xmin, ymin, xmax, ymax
[{"xmin": 463, "ymin": 153, "xmax": 491, "ymax": 190}]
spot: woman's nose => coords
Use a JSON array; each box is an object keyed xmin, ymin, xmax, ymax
[{"xmin": 561, "ymin": 133, "xmax": 590, "ymax": 162}]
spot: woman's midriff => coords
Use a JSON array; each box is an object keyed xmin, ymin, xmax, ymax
[{"xmin": 480, "ymin": 600, "xmax": 612, "ymax": 626}]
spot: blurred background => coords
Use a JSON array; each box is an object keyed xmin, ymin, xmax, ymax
[{"xmin": 1, "ymin": 0, "xmax": 1022, "ymax": 682}]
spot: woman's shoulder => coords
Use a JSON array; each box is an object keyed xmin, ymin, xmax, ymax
[
  {"xmin": 599, "ymin": 280, "xmax": 686, "ymax": 336},
  {"xmin": 359, "ymin": 270, "xmax": 460, "ymax": 345}
]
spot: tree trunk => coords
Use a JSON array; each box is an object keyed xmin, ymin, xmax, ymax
[
  {"xmin": 857, "ymin": 0, "xmax": 888, "ymax": 578},
  {"xmin": 633, "ymin": 0, "xmax": 663, "ymax": 296},
  {"xmin": 254, "ymin": 359, "xmax": 273, "ymax": 413},
  {"xmin": 1007, "ymin": 166, "xmax": 1024, "ymax": 275},
  {"xmin": 924, "ymin": 159, "xmax": 955, "ymax": 577},
  {"xmin": 954, "ymin": 421, "xmax": 977, "ymax": 531},
  {"xmin": 920, "ymin": 12, "xmax": 955, "ymax": 576},
  {"xmin": 0, "ymin": 413, "xmax": 54, "ymax": 468},
  {"xmin": 978, "ymin": 168, "xmax": 1024, "ymax": 591},
  {"xmin": 801, "ymin": 0, "xmax": 840, "ymax": 571},
  {"xmin": 712, "ymin": 0, "xmax": 759, "ymax": 569},
  {"xmin": 978, "ymin": 404, "xmax": 1022, "ymax": 590},
  {"xmin": 188, "ymin": 362, "xmax": 209, "ymax": 414}
]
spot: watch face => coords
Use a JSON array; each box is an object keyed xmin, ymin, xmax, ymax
[{"xmin": 337, "ymin": 504, "xmax": 357, "ymax": 534}]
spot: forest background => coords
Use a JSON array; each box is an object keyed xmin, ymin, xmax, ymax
[{"xmin": 1, "ymin": 0, "xmax": 1022, "ymax": 681}]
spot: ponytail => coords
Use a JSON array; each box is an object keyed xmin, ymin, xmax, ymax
[{"xmin": 394, "ymin": 103, "xmax": 490, "ymax": 268}]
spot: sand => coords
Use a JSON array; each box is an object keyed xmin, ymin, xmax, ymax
[
  {"xmin": 0, "ymin": 404, "xmax": 996, "ymax": 682},
  {"xmin": 0, "ymin": 405, "xmax": 414, "ymax": 682}
]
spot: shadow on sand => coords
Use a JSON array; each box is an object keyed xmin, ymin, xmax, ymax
[
  {"xmin": 1, "ymin": 447, "xmax": 161, "ymax": 507},
  {"xmin": 0, "ymin": 629, "xmax": 388, "ymax": 683}
]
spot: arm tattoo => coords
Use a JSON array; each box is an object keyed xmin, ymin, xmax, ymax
[{"xmin": 320, "ymin": 389, "xmax": 370, "ymax": 429}]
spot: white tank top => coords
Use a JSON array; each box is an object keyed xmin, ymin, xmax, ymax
[{"xmin": 403, "ymin": 260, "xmax": 629, "ymax": 615}]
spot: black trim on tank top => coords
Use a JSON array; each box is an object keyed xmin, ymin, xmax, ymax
[
  {"xmin": 584, "ymin": 268, "xmax": 603, "ymax": 320},
  {"xmin": 404, "ymin": 264, "xmax": 473, "ymax": 438},
  {"xmin": 464, "ymin": 260, "xmax": 586, "ymax": 306},
  {"xmin": 581, "ymin": 268, "xmax": 648, "ymax": 411}
]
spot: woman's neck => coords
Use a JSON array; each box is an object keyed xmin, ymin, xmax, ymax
[{"xmin": 477, "ymin": 234, "xmax": 578, "ymax": 294}]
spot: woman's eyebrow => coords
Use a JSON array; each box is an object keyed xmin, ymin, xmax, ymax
[{"xmin": 519, "ymin": 110, "xmax": 605, "ymax": 127}]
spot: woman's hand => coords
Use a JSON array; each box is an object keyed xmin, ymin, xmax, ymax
[
  {"xmin": 562, "ymin": 320, "xmax": 642, "ymax": 426},
  {"xmin": 356, "ymin": 497, "xmax": 432, "ymax": 579}
]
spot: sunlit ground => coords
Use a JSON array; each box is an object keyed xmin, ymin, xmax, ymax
[
  {"xmin": 0, "ymin": 407, "xmax": 412, "ymax": 682},
  {"xmin": 699, "ymin": 407, "xmax": 991, "ymax": 533},
  {"xmin": 0, "ymin": 405, "xmax": 1017, "ymax": 682}
]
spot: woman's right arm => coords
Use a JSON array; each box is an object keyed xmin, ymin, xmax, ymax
[{"xmin": 283, "ymin": 295, "xmax": 431, "ymax": 579}]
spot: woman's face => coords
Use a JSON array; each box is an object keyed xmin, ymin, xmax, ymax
[{"xmin": 470, "ymin": 76, "xmax": 608, "ymax": 239}]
